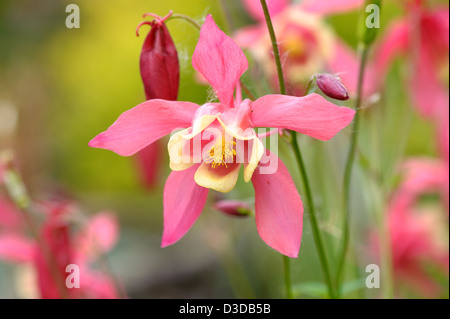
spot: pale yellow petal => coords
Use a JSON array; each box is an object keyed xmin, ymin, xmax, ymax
[
  {"xmin": 182, "ymin": 114, "xmax": 219, "ymax": 140},
  {"xmin": 194, "ymin": 162, "xmax": 241, "ymax": 193},
  {"xmin": 244, "ymin": 137, "xmax": 265, "ymax": 182},
  {"xmin": 168, "ymin": 128, "xmax": 195, "ymax": 171}
]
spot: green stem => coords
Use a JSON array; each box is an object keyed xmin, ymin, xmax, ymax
[
  {"xmin": 241, "ymin": 82, "xmax": 256, "ymax": 101},
  {"xmin": 169, "ymin": 14, "xmax": 201, "ymax": 30},
  {"xmin": 260, "ymin": 0, "xmax": 335, "ymax": 298},
  {"xmin": 259, "ymin": 0, "xmax": 286, "ymax": 95},
  {"xmin": 335, "ymin": 46, "xmax": 370, "ymax": 296},
  {"xmin": 291, "ymin": 133, "xmax": 336, "ymax": 299},
  {"xmin": 283, "ymin": 256, "xmax": 293, "ymax": 299}
]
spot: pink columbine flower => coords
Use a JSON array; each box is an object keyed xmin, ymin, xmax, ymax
[
  {"xmin": 374, "ymin": 0, "xmax": 449, "ymax": 119},
  {"xmin": 135, "ymin": 12, "xmax": 180, "ymax": 188},
  {"xmin": 236, "ymin": 0, "xmax": 372, "ymax": 96},
  {"xmin": 89, "ymin": 15, "xmax": 355, "ymax": 258},
  {"xmin": 371, "ymin": 158, "xmax": 449, "ymax": 297},
  {"xmin": 0, "ymin": 202, "xmax": 120, "ymax": 299}
]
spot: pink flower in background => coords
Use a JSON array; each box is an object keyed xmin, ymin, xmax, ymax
[
  {"xmin": 134, "ymin": 12, "xmax": 180, "ymax": 188},
  {"xmin": 89, "ymin": 15, "xmax": 355, "ymax": 257},
  {"xmin": 372, "ymin": 158, "xmax": 449, "ymax": 297},
  {"xmin": 0, "ymin": 202, "xmax": 120, "ymax": 299},
  {"xmin": 236, "ymin": 0, "xmax": 372, "ymax": 96},
  {"xmin": 0, "ymin": 198, "xmax": 23, "ymax": 230},
  {"xmin": 374, "ymin": 1, "xmax": 449, "ymax": 118}
]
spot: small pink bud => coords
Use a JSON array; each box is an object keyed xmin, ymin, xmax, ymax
[
  {"xmin": 137, "ymin": 12, "xmax": 179, "ymax": 100},
  {"xmin": 316, "ymin": 73, "xmax": 349, "ymax": 101},
  {"xmin": 213, "ymin": 200, "xmax": 253, "ymax": 217}
]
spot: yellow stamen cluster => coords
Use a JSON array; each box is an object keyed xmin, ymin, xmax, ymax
[{"xmin": 205, "ymin": 137, "xmax": 237, "ymax": 168}]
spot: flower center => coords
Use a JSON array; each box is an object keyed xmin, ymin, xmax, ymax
[
  {"xmin": 282, "ymin": 35, "xmax": 306, "ymax": 59},
  {"xmin": 205, "ymin": 136, "xmax": 236, "ymax": 168}
]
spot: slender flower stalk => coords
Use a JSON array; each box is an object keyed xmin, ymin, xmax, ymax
[
  {"xmin": 336, "ymin": 0, "xmax": 382, "ymax": 297},
  {"xmin": 290, "ymin": 132, "xmax": 336, "ymax": 299},
  {"xmin": 259, "ymin": 0, "xmax": 336, "ymax": 299},
  {"xmin": 259, "ymin": 0, "xmax": 285, "ymax": 95},
  {"xmin": 283, "ymin": 255, "xmax": 293, "ymax": 299},
  {"xmin": 336, "ymin": 47, "xmax": 369, "ymax": 295},
  {"xmin": 168, "ymin": 13, "xmax": 202, "ymax": 30}
]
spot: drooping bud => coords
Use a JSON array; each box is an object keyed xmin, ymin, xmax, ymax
[
  {"xmin": 137, "ymin": 11, "xmax": 179, "ymax": 100},
  {"xmin": 135, "ymin": 12, "xmax": 179, "ymax": 188},
  {"xmin": 315, "ymin": 73, "xmax": 350, "ymax": 101},
  {"xmin": 213, "ymin": 200, "xmax": 253, "ymax": 217}
]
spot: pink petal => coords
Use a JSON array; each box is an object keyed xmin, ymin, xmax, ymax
[
  {"xmin": 162, "ymin": 165, "xmax": 209, "ymax": 247},
  {"xmin": 373, "ymin": 20, "xmax": 409, "ymax": 84},
  {"xmin": 81, "ymin": 268, "xmax": 120, "ymax": 299},
  {"xmin": 410, "ymin": 45, "xmax": 449, "ymax": 118},
  {"xmin": 401, "ymin": 159, "xmax": 448, "ymax": 194},
  {"xmin": 251, "ymin": 93, "xmax": 355, "ymax": 141},
  {"xmin": 192, "ymin": 15, "xmax": 248, "ymax": 108},
  {"xmin": 0, "ymin": 233, "xmax": 34, "ymax": 263},
  {"xmin": 423, "ymin": 8, "xmax": 449, "ymax": 54},
  {"xmin": 301, "ymin": 0, "xmax": 363, "ymax": 15},
  {"xmin": 0, "ymin": 198, "xmax": 23, "ymax": 229},
  {"xmin": 234, "ymin": 25, "xmax": 265, "ymax": 49},
  {"xmin": 89, "ymin": 99, "xmax": 199, "ymax": 156},
  {"xmin": 76, "ymin": 212, "xmax": 118, "ymax": 260},
  {"xmin": 252, "ymin": 151, "xmax": 303, "ymax": 258},
  {"xmin": 243, "ymin": 0, "xmax": 289, "ymax": 22}
]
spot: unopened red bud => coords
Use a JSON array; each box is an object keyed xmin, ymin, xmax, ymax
[
  {"xmin": 316, "ymin": 73, "xmax": 349, "ymax": 101},
  {"xmin": 137, "ymin": 13, "xmax": 179, "ymax": 100},
  {"xmin": 213, "ymin": 200, "xmax": 253, "ymax": 217}
]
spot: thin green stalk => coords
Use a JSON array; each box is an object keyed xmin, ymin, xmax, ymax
[
  {"xmin": 291, "ymin": 133, "xmax": 336, "ymax": 299},
  {"xmin": 283, "ymin": 256, "xmax": 293, "ymax": 299},
  {"xmin": 169, "ymin": 14, "xmax": 201, "ymax": 30},
  {"xmin": 260, "ymin": 0, "xmax": 335, "ymax": 298},
  {"xmin": 241, "ymin": 82, "xmax": 256, "ymax": 101},
  {"xmin": 335, "ymin": 47, "xmax": 370, "ymax": 295},
  {"xmin": 259, "ymin": 0, "xmax": 285, "ymax": 95}
]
